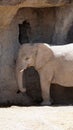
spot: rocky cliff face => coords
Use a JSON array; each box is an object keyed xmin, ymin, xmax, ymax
[
  {"xmin": 0, "ymin": 0, "xmax": 71, "ymax": 6},
  {"xmin": 0, "ymin": 0, "xmax": 73, "ymax": 106}
]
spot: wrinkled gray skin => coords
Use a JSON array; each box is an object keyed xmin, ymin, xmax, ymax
[{"xmin": 16, "ymin": 43, "xmax": 73, "ymax": 105}]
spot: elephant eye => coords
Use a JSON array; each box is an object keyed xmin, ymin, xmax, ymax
[{"xmin": 25, "ymin": 57, "xmax": 29, "ymax": 60}]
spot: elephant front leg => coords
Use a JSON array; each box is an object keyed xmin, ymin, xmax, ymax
[
  {"xmin": 40, "ymin": 74, "xmax": 51, "ymax": 105},
  {"xmin": 41, "ymin": 83, "xmax": 51, "ymax": 106},
  {"xmin": 17, "ymin": 71, "xmax": 26, "ymax": 93}
]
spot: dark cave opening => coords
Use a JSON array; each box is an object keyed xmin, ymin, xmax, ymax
[
  {"xmin": 19, "ymin": 20, "xmax": 31, "ymax": 45},
  {"xmin": 67, "ymin": 23, "xmax": 73, "ymax": 43}
]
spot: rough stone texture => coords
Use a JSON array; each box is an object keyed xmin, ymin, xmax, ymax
[
  {"xmin": 0, "ymin": 0, "xmax": 25, "ymax": 5},
  {"xmin": 0, "ymin": 0, "xmax": 73, "ymax": 105},
  {"xmin": 0, "ymin": 0, "xmax": 71, "ymax": 6}
]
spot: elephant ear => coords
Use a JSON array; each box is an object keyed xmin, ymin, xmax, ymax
[{"xmin": 36, "ymin": 43, "xmax": 54, "ymax": 69}]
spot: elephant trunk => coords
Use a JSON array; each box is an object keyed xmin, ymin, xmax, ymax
[{"xmin": 16, "ymin": 69, "xmax": 26, "ymax": 93}]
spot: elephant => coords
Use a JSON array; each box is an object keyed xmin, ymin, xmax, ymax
[{"xmin": 16, "ymin": 43, "xmax": 73, "ymax": 105}]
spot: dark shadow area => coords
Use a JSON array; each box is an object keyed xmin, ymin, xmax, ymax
[
  {"xmin": 66, "ymin": 23, "xmax": 73, "ymax": 43},
  {"xmin": 1, "ymin": 83, "xmax": 73, "ymax": 107},
  {"xmin": 0, "ymin": 92, "xmax": 37, "ymax": 107},
  {"xmin": 19, "ymin": 20, "xmax": 31, "ymax": 44},
  {"xmin": 23, "ymin": 66, "xmax": 43, "ymax": 105},
  {"xmin": 51, "ymin": 84, "xmax": 73, "ymax": 105}
]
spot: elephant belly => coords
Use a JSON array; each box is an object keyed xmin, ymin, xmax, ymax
[{"xmin": 53, "ymin": 70, "xmax": 73, "ymax": 87}]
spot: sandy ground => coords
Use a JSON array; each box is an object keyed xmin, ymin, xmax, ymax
[{"xmin": 0, "ymin": 106, "xmax": 73, "ymax": 130}]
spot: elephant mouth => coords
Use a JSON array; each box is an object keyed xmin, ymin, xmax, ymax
[{"xmin": 22, "ymin": 66, "xmax": 43, "ymax": 104}]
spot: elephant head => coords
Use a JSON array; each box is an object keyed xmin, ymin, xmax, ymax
[
  {"xmin": 17, "ymin": 44, "xmax": 38, "ymax": 71},
  {"xmin": 16, "ymin": 43, "xmax": 38, "ymax": 92}
]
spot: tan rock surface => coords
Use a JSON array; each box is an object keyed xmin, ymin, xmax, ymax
[
  {"xmin": 0, "ymin": 0, "xmax": 72, "ymax": 27},
  {"xmin": 0, "ymin": 106, "xmax": 73, "ymax": 130},
  {"xmin": 0, "ymin": 0, "xmax": 71, "ymax": 6}
]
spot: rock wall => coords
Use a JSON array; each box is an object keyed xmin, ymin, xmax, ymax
[
  {"xmin": 0, "ymin": 0, "xmax": 71, "ymax": 6},
  {"xmin": 0, "ymin": 0, "xmax": 73, "ymax": 105}
]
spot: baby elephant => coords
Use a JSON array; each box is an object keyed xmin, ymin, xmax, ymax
[{"xmin": 16, "ymin": 43, "xmax": 73, "ymax": 105}]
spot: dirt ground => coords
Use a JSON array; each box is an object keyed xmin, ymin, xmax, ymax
[{"xmin": 0, "ymin": 106, "xmax": 73, "ymax": 130}]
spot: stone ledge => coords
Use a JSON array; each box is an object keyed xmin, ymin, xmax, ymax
[{"xmin": 0, "ymin": 0, "xmax": 71, "ymax": 7}]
